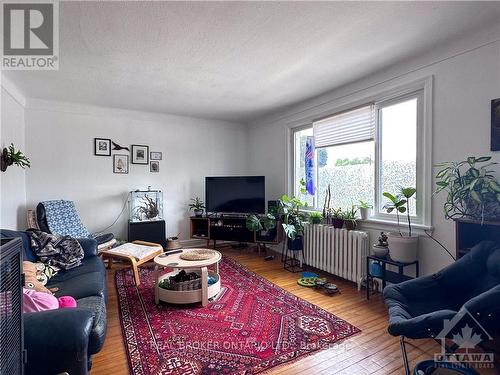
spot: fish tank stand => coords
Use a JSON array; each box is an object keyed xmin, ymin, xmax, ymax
[{"xmin": 127, "ymin": 189, "xmax": 166, "ymax": 248}]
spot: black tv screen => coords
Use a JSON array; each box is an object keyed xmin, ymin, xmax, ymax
[{"xmin": 205, "ymin": 176, "xmax": 265, "ymax": 214}]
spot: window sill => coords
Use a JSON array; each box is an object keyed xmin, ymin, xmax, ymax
[{"xmin": 357, "ymin": 218, "xmax": 433, "ymax": 235}]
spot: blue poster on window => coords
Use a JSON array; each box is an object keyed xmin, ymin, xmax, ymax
[{"xmin": 305, "ymin": 136, "xmax": 315, "ymax": 195}]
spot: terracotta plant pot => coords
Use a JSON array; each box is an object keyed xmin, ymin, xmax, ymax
[
  {"xmin": 331, "ymin": 218, "xmax": 344, "ymax": 229},
  {"xmin": 387, "ymin": 233, "xmax": 419, "ymax": 263}
]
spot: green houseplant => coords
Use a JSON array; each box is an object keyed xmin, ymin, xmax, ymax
[
  {"xmin": 383, "ymin": 187, "xmax": 418, "ymax": 263},
  {"xmin": 245, "ymin": 213, "xmax": 276, "ymax": 233},
  {"xmin": 308, "ymin": 211, "xmax": 323, "ymax": 225},
  {"xmin": 329, "ymin": 207, "xmax": 344, "ymax": 229},
  {"xmin": 188, "ymin": 197, "xmax": 205, "ymax": 217},
  {"xmin": 343, "ymin": 206, "xmax": 358, "ymax": 230},
  {"xmin": 0, "ymin": 143, "xmax": 31, "ymax": 172},
  {"xmin": 434, "ymin": 156, "xmax": 500, "ymax": 222},
  {"xmin": 358, "ymin": 200, "xmax": 372, "ymax": 220},
  {"xmin": 279, "ymin": 194, "xmax": 308, "ymax": 250}
]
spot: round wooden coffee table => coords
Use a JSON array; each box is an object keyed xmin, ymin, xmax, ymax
[{"xmin": 153, "ymin": 249, "xmax": 222, "ymax": 307}]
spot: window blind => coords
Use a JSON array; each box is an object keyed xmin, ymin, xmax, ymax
[{"xmin": 313, "ymin": 105, "xmax": 375, "ymax": 148}]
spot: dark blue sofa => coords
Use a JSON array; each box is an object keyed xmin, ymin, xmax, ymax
[{"xmin": 1, "ymin": 229, "xmax": 107, "ymax": 375}]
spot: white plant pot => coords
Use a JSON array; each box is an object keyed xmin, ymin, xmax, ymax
[
  {"xmin": 359, "ymin": 207, "xmax": 370, "ymax": 220},
  {"xmin": 387, "ymin": 233, "xmax": 418, "ymax": 263},
  {"xmin": 372, "ymin": 245, "xmax": 389, "ymax": 257}
]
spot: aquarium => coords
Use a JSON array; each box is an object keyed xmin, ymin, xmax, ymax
[{"xmin": 129, "ymin": 189, "xmax": 163, "ymax": 222}]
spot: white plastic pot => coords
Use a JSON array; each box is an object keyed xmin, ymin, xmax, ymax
[
  {"xmin": 387, "ymin": 232, "xmax": 418, "ymax": 263},
  {"xmin": 359, "ymin": 207, "xmax": 370, "ymax": 220}
]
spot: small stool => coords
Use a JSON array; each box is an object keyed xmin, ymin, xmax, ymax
[{"xmin": 100, "ymin": 241, "xmax": 163, "ymax": 286}]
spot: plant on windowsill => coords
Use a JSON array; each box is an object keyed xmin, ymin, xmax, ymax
[
  {"xmin": 358, "ymin": 200, "xmax": 373, "ymax": 220},
  {"xmin": 188, "ymin": 197, "xmax": 205, "ymax": 217},
  {"xmin": 343, "ymin": 206, "xmax": 358, "ymax": 231},
  {"xmin": 308, "ymin": 211, "xmax": 323, "ymax": 225},
  {"xmin": 329, "ymin": 207, "xmax": 344, "ymax": 229},
  {"xmin": 383, "ymin": 187, "xmax": 418, "ymax": 263},
  {"xmin": 434, "ymin": 156, "xmax": 500, "ymax": 222},
  {"xmin": 0, "ymin": 143, "xmax": 31, "ymax": 172},
  {"xmin": 279, "ymin": 194, "xmax": 308, "ymax": 251}
]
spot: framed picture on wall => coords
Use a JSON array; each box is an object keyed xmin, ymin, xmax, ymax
[
  {"xmin": 150, "ymin": 161, "xmax": 160, "ymax": 173},
  {"xmin": 491, "ymin": 98, "xmax": 500, "ymax": 151},
  {"xmin": 150, "ymin": 151, "xmax": 162, "ymax": 160},
  {"xmin": 113, "ymin": 154, "xmax": 129, "ymax": 174},
  {"xmin": 94, "ymin": 138, "xmax": 111, "ymax": 156},
  {"xmin": 131, "ymin": 144, "xmax": 149, "ymax": 164}
]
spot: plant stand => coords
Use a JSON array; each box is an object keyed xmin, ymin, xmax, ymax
[
  {"xmin": 283, "ymin": 247, "xmax": 304, "ymax": 273},
  {"xmin": 366, "ymin": 255, "xmax": 419, "ymax": 299}
]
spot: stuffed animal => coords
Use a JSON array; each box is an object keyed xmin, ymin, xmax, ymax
[
  {"xmin": 23, "ymin": 261, "xmax": 58, "ymax": 294},
  {"xmin": 23, "ymin": 288, "xmax": 77, "ymax": 313}
]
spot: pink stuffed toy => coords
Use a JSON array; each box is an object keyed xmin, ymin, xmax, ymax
[
  {"xmin": 57, "ymin": 295, "xmax": 77, "ymax": 308},
  {"xmin": 23, "ymin": 288, "xmax": 77, "ymax": 313}
]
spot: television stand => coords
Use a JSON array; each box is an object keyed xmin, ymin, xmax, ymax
[
  {"xmin": 189, "ymin": 216, "xmax": 282, "ymax": 251},
  {"xmin": 231, "ymin": 242, "xmax": 248, "ymax": 249}
]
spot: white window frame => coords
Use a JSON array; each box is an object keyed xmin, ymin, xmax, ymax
[{"xmin": 288, "ymin": 76, "xmax": 433, "ymax": 229}]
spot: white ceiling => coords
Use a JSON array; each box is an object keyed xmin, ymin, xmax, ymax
[{"xmin": 5, "ymin": 1, "xmax": 500, "ymax": 122}]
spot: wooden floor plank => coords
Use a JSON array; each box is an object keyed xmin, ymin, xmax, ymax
[{"xmin": 91, "ymin": 246, "xmax": 497, "ymax": 375}]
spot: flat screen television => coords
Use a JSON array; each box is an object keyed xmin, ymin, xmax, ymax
[{"xmin": 205, "ymin": 176, "xmax": 265, "ymax": 214}]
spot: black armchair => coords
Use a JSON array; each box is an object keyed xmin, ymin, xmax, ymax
[{"xmin": 384, "ymin": 241, "xmax": 500, "ymax": 374}]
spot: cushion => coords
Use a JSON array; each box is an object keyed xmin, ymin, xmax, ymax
[
  {"xmin": 48, "ymin": 271, "xmax": 105, "ymax": 300},
  {"xmin": 1, "ymin": 229, "xmax": 37, "ymax": 261},
  {"xmin": 41, "ymin": 200, "xmax": 91, "ymax": 238}
]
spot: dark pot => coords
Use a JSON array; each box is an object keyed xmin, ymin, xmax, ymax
[
  {"xmin": 0, "ymin": 148, "xmax": 12, "ymax": 172},
  {"xmin": 332, "ymin": 218, "xmax": 344, "ymax": 229},
  {"xmin": 287, "ymin": 236, "xmax": 303, "ymax": 251},
  {"xmin": 345, "ymin": 220, "xmax": 357, "ymax": 230}
]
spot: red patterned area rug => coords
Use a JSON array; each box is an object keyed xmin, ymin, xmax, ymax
[{"xmin": 115, "ymin": 256, "xmax": 360, "ymax": 375}]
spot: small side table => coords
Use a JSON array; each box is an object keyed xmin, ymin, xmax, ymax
[{"xmin": 366, "ymin": 255, "xmax": 419, "ymax": 299}]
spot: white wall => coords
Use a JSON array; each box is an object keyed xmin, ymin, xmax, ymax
[
  {"xmin": 0, "ymin": 81, "xmax": 27, "ymax": 230},
  {"xmin": 248, "ymin": 26, "xmax": 500, "ymax": 276},
  {"xmin": 24, "ymin": 100, "xmax": 248, "ymax": 240}
]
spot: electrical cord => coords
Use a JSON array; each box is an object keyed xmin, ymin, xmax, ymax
[
  {"xmin": 94, "ymin": 195, "xmax": 129, "ymax": 235},
  {"xmin": 424, "ymin": 229, "xmax": 456, "ymax": 261}
]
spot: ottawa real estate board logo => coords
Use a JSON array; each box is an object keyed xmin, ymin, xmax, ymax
[{"xmin": 2, "ymin": 1, "xmax": 59, "ymax": 70}]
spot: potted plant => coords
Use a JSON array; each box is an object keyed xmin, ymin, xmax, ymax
[
  {"xmin": 0, "ymin": 143, "xmax": 30, "ymax": 172},
  {"xmin": 279, "ymin": 194, "xmax": 308, "ymax": 251},
  {"xmin": 358, "ymin": 200, "xmax": 372, "ymax": 220},
  {"xmin": 308, "ymin": 211, "xmax": 323, "ymax": 225},
  {"xmin": 188, "ymin": 197, "xmax": 205, "ymax": 217},
  {"xmin": 372, "ymin": 232, "xmax": 389, "ymax": 257},
  {"xmin": 343, "ymin": 206, "xmax": 358, "ymax": 230},
  {"xmin": 383, "ymin": 187, "xmax": 418, "ymax": 263},
  {"xmin": 246, "ymin": 213, "xmax": 276, "ymax": 233},
  {"xmin": 329, "ymin": 207, "xmax": 344, "ymax": 229},
  {"xmin": 434, "ymin": 156, "xmax": 500, "ymax": 222}
]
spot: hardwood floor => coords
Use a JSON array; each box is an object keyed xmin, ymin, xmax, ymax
[{"xmin": 91, "ymin": 246, "xmax": 498, "ymax": 375}]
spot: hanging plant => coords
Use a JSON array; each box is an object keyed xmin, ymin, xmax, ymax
[{"xmin": 0, "ymin": 143, "xmax": 31, "ymax": 172}]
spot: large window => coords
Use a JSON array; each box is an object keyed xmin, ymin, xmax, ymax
[{"xmin": 292, "ymin": 90, "xmax": 425, "ymax": 224}]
